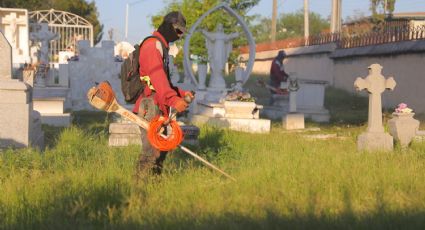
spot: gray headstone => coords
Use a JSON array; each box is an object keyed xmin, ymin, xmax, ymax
[{"xmin": 0, "ymin": 31, "xmax": 12, "ymax": 79}]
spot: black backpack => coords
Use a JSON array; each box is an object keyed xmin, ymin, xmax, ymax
[{"xmin": 120, "ymin": 36, "xmax": 169, "ymax": 104}]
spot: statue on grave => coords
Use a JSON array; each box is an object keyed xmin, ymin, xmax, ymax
[
  {"xmin": 29, "ymin": 23, "xmax": 60, "ymax": 64},
  {"xmin": 201, "ymin": 23, "xmax": 239, "ymax": 88}
]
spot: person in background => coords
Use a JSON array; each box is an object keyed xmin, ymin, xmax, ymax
[{"xmin": 269, "ymin": 50, "xmax": 289, "ymax": 105}]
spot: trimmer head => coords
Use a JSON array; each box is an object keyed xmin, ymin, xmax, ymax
[{"xmin": 87, "ymin": 81, "xmax": 117, "ymax": 112}]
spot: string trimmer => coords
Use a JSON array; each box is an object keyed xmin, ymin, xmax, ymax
[
  {"xmin": 256, "ymin": 79, "xmax": 288, "ymax": 95},
  {"xmin": 87, "ymin": 81, "xmax": 236, "ymax": 181}
]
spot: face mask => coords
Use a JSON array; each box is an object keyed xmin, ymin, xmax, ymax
[{"xmin": 158, "ymin": 22, "xmax": 180, "ymax": 43}]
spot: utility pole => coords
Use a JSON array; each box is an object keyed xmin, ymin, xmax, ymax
[
  {"xmin": 271, "ymin": 0, "xmax": 277, "ymax": 42},
  {"xmin": 331, "ymin": 0, "xmax": 342, "ymax": 33},
  {"xmin": 304, "ymin": 0, "xmax": 309, "ymax": 45},
  {"xmin": 125, "ymin": 3, "xmax": 129, "ymax": 40},
  {"xmin": 125, "ymin": 0, "xmax": 145, "ymax": 41}
]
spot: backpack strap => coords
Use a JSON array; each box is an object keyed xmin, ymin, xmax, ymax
[
  {"xmin": 139, "ymin": 35, "xmax": 169, "ymax": 77},
  {"xmin": 139, "ymin": 35, "xmax": 180, "ymax": 95}
]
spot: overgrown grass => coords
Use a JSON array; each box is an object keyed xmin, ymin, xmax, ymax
[
  {"xmin": 1, "ymin": 81, "xmax": 424, "ymax": 229},
  {"xmin": 1, "ymin": 109, "xmax": 425, "ymax": 229},
  {"xmin": 324, "ymin": 87, "xmax": 368, "ymax": 125}
]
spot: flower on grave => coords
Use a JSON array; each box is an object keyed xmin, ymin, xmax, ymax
[
  {"xmin": 395, "ymin": 103, "xmax": 413, "ymax": 113},
  {"xmin": 224, "ymin": 90, "xmax": 255, "ymax": 102}
]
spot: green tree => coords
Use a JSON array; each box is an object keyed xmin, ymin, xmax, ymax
[
  {"xmin": 370, "ymin": 0, "xmax": 396, "ymax": 23},
  {"xmin": 0, "ymin": 0, "xmax": 103, "ymax": 44},
  {"xmin": 251, "ymin": 10, "xmax": 330, "ymax": 43},
  {"xmin": 151, "ymin": 0, "xmax": 260, "ymax": 68}
]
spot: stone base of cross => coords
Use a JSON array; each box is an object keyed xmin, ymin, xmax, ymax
[{"xmin": 357, "ymin": 132, "xmax": 393, "ymax": 151}]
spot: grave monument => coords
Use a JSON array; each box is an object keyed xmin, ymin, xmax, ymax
[
  {"xmin": 29, "ymin": 23, "xmax": 60, "ymax": 87},
  {"xmin": 183, "ymin": 2, "xmax": 270, "ymax": 133},
  {"xmin": 0, "ymin": 31, "xmax": 44, "ymax": 149},
  {"xmin": 283, "ymin": 76, "xmax": 305, "ymax": 130},
  {"xmin": 201, "ymin": 23, "xmax": 238, "ymax": 90},
  {"xmin": 354, "ymin": 63, "xmax": 396, "ymax": 151}
]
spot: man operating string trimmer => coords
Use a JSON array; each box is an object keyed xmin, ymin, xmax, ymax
[{"xmin": 87, "ymin": 11, "xmax": 235, "ymax": 181}]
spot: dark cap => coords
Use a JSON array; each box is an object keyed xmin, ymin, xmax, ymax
[
  {"xmin": 163, "ymin": 11, "xmax": 187, "ymax": 33},
  {"xmin": 277, "ymin": 50, "xmax": 286, "ymax": 59}
]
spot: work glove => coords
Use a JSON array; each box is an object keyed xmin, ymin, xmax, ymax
[
  {"xmin": 184, "ymin": 91, "xmax": 195, "ymax": 103},
  {"xmin": 173, "ymin": 98, "xmax": 189, "ymax": 112}
]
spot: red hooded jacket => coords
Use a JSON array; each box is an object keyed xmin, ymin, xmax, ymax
[{"xmin": 132, "ymin": 31, "xmax": 186, "ymax": 116}]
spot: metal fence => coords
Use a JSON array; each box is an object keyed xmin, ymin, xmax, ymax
[
  {"xmin": 29, "ymin": 9, "xmax": 93, "ymax": 62},
  {"xmin": 239, "ymin": 25, "xmax": 425, "ymax": 53},
  {"xmin": 338, "ymin": 25, "xmax": 425, "ymax": 48}
]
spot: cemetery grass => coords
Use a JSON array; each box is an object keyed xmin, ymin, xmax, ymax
[{"xmin": 0, "ymin": 88, "xmax": 424, "ymax": 229}]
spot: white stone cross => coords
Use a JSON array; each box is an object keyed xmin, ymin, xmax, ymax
[
  {"xmin": 354, "ymin": 64, "xmax": 396, "ymax": 133},
  {"xmin": 2, "ymin": 12, "xmax": 27, "ymax": 50},
  {"xmin": 30, "ymin": 23, "xmax": 60, "ymax": 64}
]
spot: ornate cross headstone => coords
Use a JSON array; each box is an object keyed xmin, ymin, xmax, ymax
[
  {"xmin": 354, "ymin": 63, "xmax": 396, "ymax": 151},
  {"xmin": 29, "ymin": 23, "xmax": 60, "ymax": 87},
  {"xmin": 1, "ymin": 12, "xmax": 26, "ymax": 50},
  {"xmin": 30, "ymin": 23, "xmax": 60, "ymax": 64},
  {"xmin": 355, "ymin": 64, "xmax": 396, "ymax": 132}
]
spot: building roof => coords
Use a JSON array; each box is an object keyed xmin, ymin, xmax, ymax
[{"xmin": 390, "ymin": 12, "xmax": 425, "ymax": 20}]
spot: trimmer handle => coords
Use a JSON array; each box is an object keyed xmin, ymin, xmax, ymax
[{"xmin": 184, "ymin": 90, "xmax": 196, "ymax": 103}]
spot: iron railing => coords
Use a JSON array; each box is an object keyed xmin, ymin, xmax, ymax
[
  {"xmin": 338, "ymin": 25, "xmax": 425, "ymax": 48},
  {"xmin": 239, "ymin": 25, "xmax": 425, "ymax": 53}
]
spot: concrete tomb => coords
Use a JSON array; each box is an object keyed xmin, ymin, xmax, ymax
[{"xmin": 0, "ymin": 31, "xmax": 44, "ymax": 149}]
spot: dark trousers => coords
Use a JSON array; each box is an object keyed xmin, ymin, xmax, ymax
[{"xmin": 136, "ymin": 96, "xmax": 168, "ymax": 175}]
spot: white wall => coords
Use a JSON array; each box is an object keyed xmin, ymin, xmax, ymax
[
  {"xmin": 241, "ymin": 41, "xmax": 425, "ymax": 113},
  {"xmin": 333, "ymin": 53, "xmax": 425, "ymax": 113}
]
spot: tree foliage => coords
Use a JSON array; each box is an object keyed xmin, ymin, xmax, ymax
[
  {"xmin": 370, "ymin": 0, "xmax": 396, "ymax": 22},
  {"xmin": 251, "ymin": 10, "xmax": 330, "ymax": 43},
  {"xmin": 0, "ymin": 0, "xmax": 103, "ymax": 44},
  {"xmin": 151, "ymin": 0, "xmax": 260, "ymax": 68}
]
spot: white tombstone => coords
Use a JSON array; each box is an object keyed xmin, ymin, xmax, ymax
[
  {"xmin": 67, "ymin": 40, "xmax": 123, "ymax": 111},
  {"xmin": 29, "ymin": 23, "xmax": 60, "ymax": 64},
  {"xmin": 354, "ymin": 64, "xmax": 396, "ymax": 151},
  {"xmin": 201, "ymin": 23, "xmax": 238, "ymax": 90},
  {"xmin": 0, "ymin": 31, "xmax": 44, "ymax": 149},
  {"xmin": 0, "ymin": 8, "xmax": 30, "ymax": 65},
  {"xmin": 283, "ymin": 76, "xmax": 305, "ymax": 130}
]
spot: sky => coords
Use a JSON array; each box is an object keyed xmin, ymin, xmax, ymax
[{"xmin": 93, "ymin": 0, "xmax": 425, "ymax": 45}]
